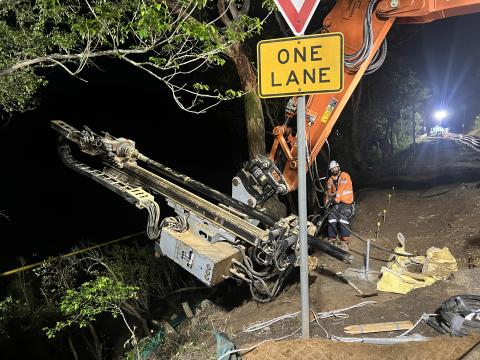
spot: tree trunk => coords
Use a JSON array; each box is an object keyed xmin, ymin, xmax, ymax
[
  {"xmin": 68, "ymin": 334, "xmax": 79, "ymax": 360},
  {"xmin": 227, "ymin": 44, "xmax": 266, "ymax": 160},
  {"xmin": 87, "ymin": 322, "xmax": 103, "ymax": 360}
]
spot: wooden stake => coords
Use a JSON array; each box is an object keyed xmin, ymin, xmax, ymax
[
  {"xmin": 182, "ymin": 301, "xmax": 198, "ymax": 326},
  {"xmin": 161, "ymin": 320, "xmax": 177, "ymax": 333},
  {"xmin": 344, "ymin": 321, "xmax": 413, "ymax": 335}
]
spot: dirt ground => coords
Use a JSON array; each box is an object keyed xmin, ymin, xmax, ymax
[
  {"xmin": 206, "ymin": 181, "xmax": 480, "ymax": 358},
  {"xmin": 245, "ymin": 336, "xmax": 480, "ymax": 360}
]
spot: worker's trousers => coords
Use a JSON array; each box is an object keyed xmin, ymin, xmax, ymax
[{"xmin": 328, "ymin": 202, "xmax": 354, "ymax": 239}]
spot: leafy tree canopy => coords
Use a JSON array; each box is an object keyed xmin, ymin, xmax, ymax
[
  {"xmin": 0, "ymin": 0, "xmax": 270, "ymax": 115},
  {"xmin": 44, "ymin": 275, "xmax": 138, "ymax": 338}
]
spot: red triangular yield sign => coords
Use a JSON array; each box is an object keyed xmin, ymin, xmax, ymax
[{"xmin": 274, "ymin": 0, "xmax": 321, "ymax": 35}]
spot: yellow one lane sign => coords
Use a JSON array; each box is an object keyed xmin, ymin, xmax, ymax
[{"xmin": 257, "ymin": 33, "xmax": 344, "ymax": 98}]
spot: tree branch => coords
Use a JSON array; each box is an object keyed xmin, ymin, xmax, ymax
[
  {"xmin": 262, "ymin": 99, "xmax": 277, "ymax": 129},
  {"xmin": 217, "ymin": 0, "xmax": 232, "ymax": 27},
  {"xmin": 0, "ymin": 210, "xmax": 10, "ymax": 221},
  {"xmin": 228, "ymin": 1, "xmax": 241, "ymax": 20},
  {"xmin": 0, "ymin": 48, "xmax": 153, "ymax": 78},
  {"xmin": 241, "ymin": 0, "xmax": 251, "ymax": 15}
]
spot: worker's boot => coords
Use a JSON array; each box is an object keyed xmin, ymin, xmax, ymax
[{"xmin": 339, "ymin": 237, "xmax": 349, "ymax": 251}]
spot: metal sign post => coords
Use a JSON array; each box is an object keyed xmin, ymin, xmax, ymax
[
  {"xmin": 258, "ymin": 0, "xmax": 344, "ymax": 340},
  {"xmin": 296, "ymin": 92, "xmax": 310, "ymax": 338}
]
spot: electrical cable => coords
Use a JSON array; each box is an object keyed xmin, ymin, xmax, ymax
[
  {"xmin": 348, "ymin": 247, "xmax": 389, "ymax": 263},
  {"xmin": 306, "ymin": 125, "xmax": 327, "ymax": 211},
  {"xmin": 325, "ymin": 139, "xmax": 331, "ymax": 168},
  {"xmin": 232, "ymin": 242, "xmax": 296, "ymax": 302},
  {"xmin": 145, "ymin": 201, "xmax": 162, "ymax": 239},
  {"xmin": 233, "ymin": 260, "xmax": 271, "ymax": 296},
  {"xmin": 364, "ymin": 39, "xmax": 388, "ymax": 75},
  {"xmin": 159, "ymin": 215, "xmax": 188, "ymax": 232},
  {"xmin": 324, "ymin": 206, "xmax": 417, "ymax": 258},
  {"xmin": 427, "ymin": 295, "xmax": 480, "ymax": 336},
  {"xmin": 344, "ymin": 0, "xmax": 387, "ymax": 75}
]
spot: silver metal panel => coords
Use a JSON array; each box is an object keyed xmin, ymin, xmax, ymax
[
  {"xmin": 167, "ymin": 200, "xmax": 237, "ymax": 244},
  {"xmin": 232, "ymin": 176, "xmax": 257, "ymax": 207},
  {"xmin": 157, "ymin": 228, "xmax": 241, "ymax": 286}
]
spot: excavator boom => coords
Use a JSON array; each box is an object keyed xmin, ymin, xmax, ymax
[{"xmin": 269, "ymin": 0, "xmax": 480, "ymax": 191}]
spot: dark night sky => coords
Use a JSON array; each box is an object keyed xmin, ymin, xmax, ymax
[
  {"xmin": 395, "ymin": 12, "xmax": 480, "ymax": 129},
  {"xmin": 0, "ymin": 59, "xmax": 247, "ymax": 270},
  {"xmin": 1, "ymin": 11, "xmax": 480, "ymax": 272}
]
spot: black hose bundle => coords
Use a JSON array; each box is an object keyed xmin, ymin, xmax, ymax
[{"xmin": 427, "ymin": 295, "xmax": 480, "ymax": 336}]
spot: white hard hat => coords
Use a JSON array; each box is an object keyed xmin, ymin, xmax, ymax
[{"xmin": 329, "ymin": 160, "xmax": 340, "ymax": 170}]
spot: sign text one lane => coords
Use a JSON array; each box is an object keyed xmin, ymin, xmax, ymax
[{"xmin": 257, "ymin": 33, "xmax": 344, "ymax": 98}]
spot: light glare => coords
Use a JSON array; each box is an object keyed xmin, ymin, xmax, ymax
[{"xmin": 434, "ymin": 110, "xmax": 447, "ymax": 121}]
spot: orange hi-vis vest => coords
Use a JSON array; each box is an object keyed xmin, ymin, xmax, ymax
[{"xmin": 326, "ymin": 172, "xmax": 354, "ymax": 205}]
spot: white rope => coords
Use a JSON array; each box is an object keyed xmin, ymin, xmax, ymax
[
  {"xmin": 218, "ymin": 327, "xmax": 301, "ymax": 360},
  {"xmin": 243, "ymin": 301, "xmax": 377, "ymax": 333},
  {"xmin": 398, "ymin": 313, "xmax": 438, "ymax": 337},
  {"xmin": 220, "ymin": 308, "xmax": 438, "ymax": 359},
  {"xmin": 220, "ymin": 302, "xmax": 376, "ymax": 360}
]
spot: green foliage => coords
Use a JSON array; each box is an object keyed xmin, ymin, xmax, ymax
[
  {"xmin": 0, "ymin": 296, "xmax": 14, "ymax": 322},
  {"xmin": 262, "ymin": 0, "xmax": 277, "ymax": 12},
  {"xmin": 134, "ymin": 2, "xmax": 172, "ymax": 40},
  {"xmin": 0, "ymin": 296, "xmax": 14, "ymax": 337},
  {"xmin": 0, "ymin": 294, "xmax": 46, "ymax": 338},
  {"xmin": 360, "ymin": 57, "xmax": 431, "ymax": 159},
  {"xmin": 45, "ymin": 276, "xmax": 138, "ymax": 338},
  {"xmin": 221, "ymin": 89, "xmax": 244, "ymax": 99},
  {"xmin": 224, "ymin": 15, "xmax": 262, "ymax": 43},
  {"xmin": 0, "ymin": 0, "xmax": 270, "ymax": 114},
  {"xmin": 193, "ymin": 82, "xmax": 210, "ymax": 91}
]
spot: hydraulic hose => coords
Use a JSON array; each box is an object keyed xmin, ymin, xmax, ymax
[
  {"xmin": 308, "ymin": 236, "xmax": 353, "ymax": 264},
  {"xmin": 325, "ymin": 207, "xmax": 418, "ymax": 258}
]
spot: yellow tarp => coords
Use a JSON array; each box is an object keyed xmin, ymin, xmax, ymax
[{"xmin": 377, "ymin": 246, "xmax": 457, "ymax": 294}]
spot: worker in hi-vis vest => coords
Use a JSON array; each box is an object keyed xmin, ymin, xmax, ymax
[{"xmin": 324, "ymin": 160, "xmax": 355, "ymax": 250}]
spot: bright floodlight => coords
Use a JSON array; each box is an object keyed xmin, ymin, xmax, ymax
[{"xmin": 434, "ymin": 110, "xmax": 447, "ymax": 121}]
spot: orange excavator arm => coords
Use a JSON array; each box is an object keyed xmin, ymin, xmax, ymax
[{"xmin": 269, "ymin": 0, "xmax": 480, "ymax": 192}]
